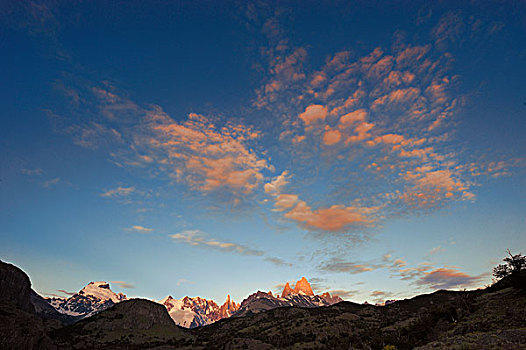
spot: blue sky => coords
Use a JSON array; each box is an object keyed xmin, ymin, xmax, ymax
[{"xmin": 1, "ymin": 0, "xmax": 525, "ymax": 304}]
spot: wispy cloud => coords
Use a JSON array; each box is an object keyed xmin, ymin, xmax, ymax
[
  {"xmin": 264, "ymin": 256, "xmax": 292, "ymax": 267},
  {"xmin": 100, "ymin": 186, "xmax": 135, "ymax": 198},
  {"xmin": 43, "ymin": 177, "xmax": 60, "ymax": 188},
  {"xmin": 57, "ymin": 289, "xmax": 76, "ymax": 296},
  {"xmin": 57, "ymin": 83, "xmax": 273, "ymax": 200},
  {"xmin": 111, "ymin": 281, "xmax": 135, "ymax": 289},
  {"xmin": 170, "ymin": 230, "xmax": 264, "ymax": 256},
  {"xmin": 176, "ymin": 278, "xmax": 193, "ymax": 286},
  {"xmin": 319, "ymin": 258, "xmax": 374, "ymax": 274},
  {"xmin": 21, "ymin": 168, "xmax": 43, "ymax": 175},
  {"xmin": 329, "ymin": 289, "xmax": 359, "ymax": 299},
  {"xmin": 427, "ymin": 245, "xmax": 445, "ymax": 256},
  {"xmin": 370, "ymin": 290, "xmax": 394, "ymax": 304},
  {"xmin": 125, "ymin": 225, "xmax": 153, "ymax": 234},
  {"xmin": 415, "ymin": 267, "xmax": 488, "ymax": 290}
]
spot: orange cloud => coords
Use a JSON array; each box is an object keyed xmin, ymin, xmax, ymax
[
  {"xmin": 338, "ymin": 109, "xmax": 367, "ymax": 129},
  {"xmin": 141, "ymin": 111, "xmax": 271, "ymax": 195},
  {"xmin": 322, "ymin": 129, "xmax": 342, "ymax": 145},
  {"xmin": 299, "ymin": 104, "xmax": 328, "ymax": 125},
  {"xmin": 264, "ymin": 171, "xmax": 290, "ymax": 194},
  {"xmin": 372, "ymin": 87, "xmax": 421, "ymax": 109},
  {"xmin": 345, "ymin": 122, "xmax": 375, "ymax": 143},
  {"xmin": 417, "ymin": 267, "xmax": 486, "ymax": 290},
  {"xmin": 284, "ymin": 200, "xmax": 373, "ymax": 232},
  {"xmin": 273, "ymin": 194, "xmax": 299, "ymax": 211}
]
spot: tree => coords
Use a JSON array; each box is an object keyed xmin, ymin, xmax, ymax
[
  {"xmin": 492, "ymin": 249, "xmax": 526, "ymax": 280},
  {"xmin": 492, "ymin": 249, "xmax": 526, "ymax": 290}
]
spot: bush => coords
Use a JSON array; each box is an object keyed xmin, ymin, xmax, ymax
[{"xmin": 493, "ymin": 249, "xmax": 526, "ymax": 290}]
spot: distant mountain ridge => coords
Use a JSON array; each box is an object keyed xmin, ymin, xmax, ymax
[
  {"xmin": 2, "ymin": 259, "xmax": 526, "ymax": 349},
  {"xmin": 233, "ymin": 276, "xmax": 342, "ymax": 317},
  {"xmin": 46, "ymin": 281, "xmax": 127, "ymax": 318},
  {"xmin": 159, "ymin": 294, "xmax": 239, "ymax": 328},
  {"xmin": 43, "ymin": 276, "xmax": 342, "ymax": 328}
]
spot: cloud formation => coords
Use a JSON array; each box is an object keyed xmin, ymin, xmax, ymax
[
  {"xmin": 170, "ymin": 230, "xmax": 264, "ymax": 257},
  {"xmin": 111, "ymin": 281, "xmax": 135, "ymax": 289},
  {"xmin": 415, "ymin": 267, "xmax": 487, "ymax": 290},
  {"xmin": 100, "ymin": 186, "xmax": 135, "ymax": 198},
  {"xmin": 125, "ymin": 225, "xmax": 153, "ymax": 234}
]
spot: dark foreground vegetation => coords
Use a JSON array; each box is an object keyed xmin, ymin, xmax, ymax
[{"xmin": 1, "ymin": 252, "xmax": 525, "ymax": 349}]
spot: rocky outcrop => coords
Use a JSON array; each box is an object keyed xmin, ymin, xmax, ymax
[
  {"xmin": 46, "ymin": 281, "xmax": 127, "ymax": 318},
  {"xmin": 219, "ymin": 294, "xmax": 240, "ymax": 318},
  {"xmin": 293, "ymin": 277, "xmax": 315, "ymax": 296},
  {"xmin": 0, "ymin": 260, "xmax": 56, "ymax": 349},
  {"xmin": 50, "ymin": 299, "xmax": 191, "ymax": 349},
  {"xmin": 281, "ymin": 282, "xmax": 294, "ymax": 297},
  {"xmin": 0, "ymin": 260, "xmax": 35, "ymax": 313},
  {"xmin": 81, "ymin": 299, "xmax": 175, "ymax": 331},
  {"xmin": 161, "ymin": 294, "xmax": 240, "ymax": 328},
  {"xmin": 234, "ymin": 277, "xmax": 342, "ymax": 317}
]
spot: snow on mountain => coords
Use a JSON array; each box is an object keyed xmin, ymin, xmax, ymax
[
  {"xmin": 44, "ymin": 277, "xmax": 341, "ymax": 327},
  {"xmin": 46, "ymin": 281, "xmax": 127, "ymax": 318},
  {"xmin": 159, "ymin": 295, "xmax": 240, "ymax": 328},
  {"xmin": 78, "ymin": 281, "xmax": 126, "ymax": 303},
  {"xmin": 233, "ymin": 277, "xmax": 342, "ymax": 317}
]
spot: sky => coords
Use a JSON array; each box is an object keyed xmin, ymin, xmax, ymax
[{"xmin": 1, "ymin": 0, "xmax": 525, "ymax": 305}]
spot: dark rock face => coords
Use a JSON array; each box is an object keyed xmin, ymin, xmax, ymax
[
  {"xmin": 0, "ymin": 260, "xmax": 35, "ymax": 313},
  {"xmin": 0, "ymin": 260, "xmax": 57, "ymax": 349},
  {"xmin": 50, "ymin": 299, "xmax": 191, "ymax": 349},
  {"xmin": 30, "ymin": 290, "xmax": 77, "ymax": 325},
  {"xmin": 0, "ymin": 304, "xmax": 57, "ymax": 350},
  {"xmin": 82, "ymin": 299, "xmax": 176, "ymax": 331}
]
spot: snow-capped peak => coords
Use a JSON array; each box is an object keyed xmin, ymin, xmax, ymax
[{"xmin": 78, "ymin": 281, "xmax": 126, "ymax": 303}]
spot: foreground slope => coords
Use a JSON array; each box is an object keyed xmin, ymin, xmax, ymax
[
  {"xmin": 50, "ymin": 299, "xmax": 194, "ymax": 349},
  {"xmin": 190, "ymin": 277, "xmax": 526, "ymax": 350},
  {"xmin": 2, "ymin": 258, "xmax": 525, "ymax": 349}
]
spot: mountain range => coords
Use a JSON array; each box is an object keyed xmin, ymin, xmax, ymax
[
  {"xmin": 42, "ymin": 276, "xmax": 342, "ymax": 328},
  {"xmin": 2, "ymin": 259, "xmax": 526, "ymax": 349}
]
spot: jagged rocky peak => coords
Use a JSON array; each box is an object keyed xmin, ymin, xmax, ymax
[
  {"xmin": 282, "ymin": 277, "xmax": 315, "ymax": 297},
  {"xmin": 294, "ymin": 277, "xmax": 314, "ymax": 296},
  {"xmin": 321, "ymin": 291, "xmax": 343, "ymax": 304},
  {"xmin": 281, "ymin": 282, "xmax": 294, "ymax": 298}
]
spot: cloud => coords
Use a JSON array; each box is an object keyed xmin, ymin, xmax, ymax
[
  {"xmin": 176, "ymin": 279, "xmax": 194, "ymax": 286},
  {"xmin": 416, "ymin": 267, "xmax": 487, "ymax": 290},
  {"xmin": 264, "ymin": 171, "xmax": 290, "ymax": 194},
  {"xmin": 57, "ymin": 83, "xmax": 273, "ymax": 199},
  {"xmin": 170, "ymin": 230, "xmax": 264, "ymax": 256},
  {"xmin": 21, "ymin": 168, "xmax": 43, "ymax": 175},
  {"xmin": 43, "ymin": 177, "xmax": 60, "ymax": 188},
  {"xmin": 141, "ymin": 111, "xmax": 271, "ymax": 195},
  {"xmin": 370, "ymin": 290, "xmax": 394, "ymax": 304},
  {"xmin": 299, "ymin": 104, "xmax": 328, "ymax": 126},
  {"xmin": 427, "ymin": 246, "xmax": 444, "ymax": 256},
  {"xmin": 432, "ymin": 11, "xmax": 465, "ymax": 49},
  {"xmin": 264, "ymin": 257, "xmax": 293, "ymax": 267},
  {"xmin": 111, "ymin": 281, "xmax": 134, "ymax": 289},
  {"xmin": 100, "ymin": 186, "xmax": 135, "ymax": 198},
  {"xmin": 329, "ymin": 289, "xmax": 358, "ymax": 299},
  {"xmin": 57, "ymin": 289, "xmax": 76, "ymax": 296},
  {"xmin": 125, "ymin": 225, "xmax": 153, "ymax": 234},
  {"xmin": 320, "ymin": 258, "xmax": 374, "ymax": 274},
  {"xmin": 322, "ymin": 129, "xmax": 342, "ymax": 145},
  {"xmin": 284, "ymin": 200, "xmax": 374, "ymax": 232}
]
